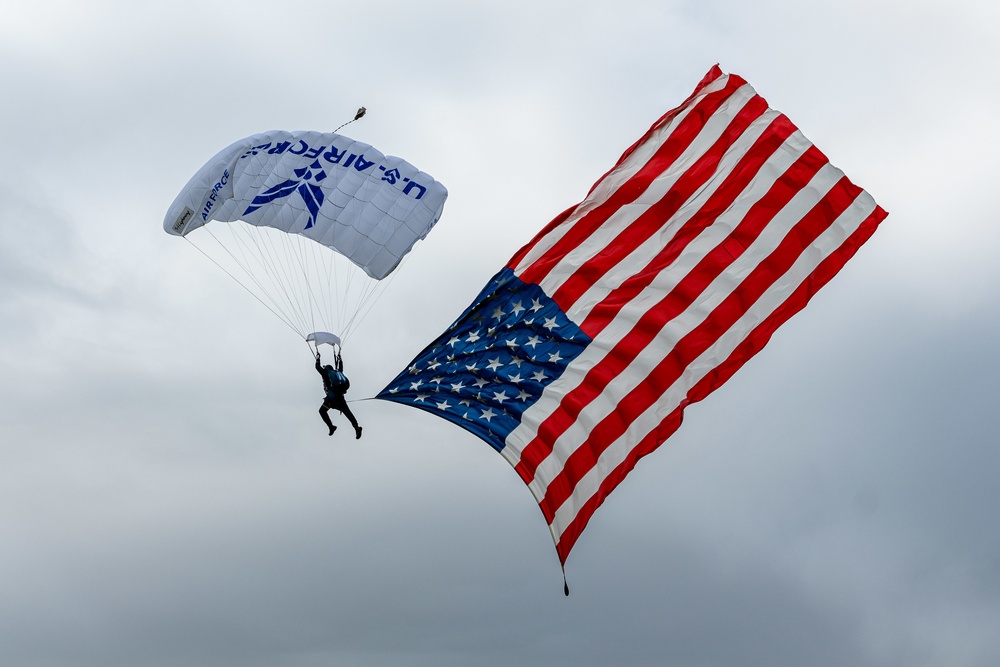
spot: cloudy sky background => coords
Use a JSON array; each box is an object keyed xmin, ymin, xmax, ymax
[{"xmin": 2, "ymin": 1, "xmax": 999, "ymax": 665}]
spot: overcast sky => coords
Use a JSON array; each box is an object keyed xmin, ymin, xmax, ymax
[{"xmin": 2, "ymin": 1, "xmax": 999, "ymax": 666}]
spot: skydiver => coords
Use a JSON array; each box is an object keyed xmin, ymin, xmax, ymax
[{"xmin": 315, "ymin": 351, "xmax": 362, "ymax": 439}]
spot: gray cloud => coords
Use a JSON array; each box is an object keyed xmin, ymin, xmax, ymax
[{"xmin": 1, "ymin": 1, "xmax": 997, "ymax": 666}]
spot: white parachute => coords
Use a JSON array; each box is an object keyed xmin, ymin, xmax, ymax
[{"xmin": 164, "ymin": 128, "xmax": 447, "ymax": 346}]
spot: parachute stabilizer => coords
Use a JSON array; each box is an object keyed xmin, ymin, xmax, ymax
[
  {"xmin": 307, "ymin": 331, "xmax": 343, "ymax": 357},
  {"xmin": 306, "ymin": 331, "xmax": 342, "ymax": 348}
]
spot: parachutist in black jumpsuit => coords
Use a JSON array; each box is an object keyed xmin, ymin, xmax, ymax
[{"xmin": 316, "ymin": 353, "xmax": 362, "ymax": 439}]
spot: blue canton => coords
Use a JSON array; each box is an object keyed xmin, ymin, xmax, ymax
[{"xmin": 378, "ymin": 268, "xmax": 592, "ymax": 452}]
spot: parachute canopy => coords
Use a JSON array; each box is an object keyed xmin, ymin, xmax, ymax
[
  {"xmin": 165, "ymin": 130, "xmax": 447, "ymax": 280},
  {"xmin": 164, "ymin": 130, "xmax": 447, "ymax": 341}
]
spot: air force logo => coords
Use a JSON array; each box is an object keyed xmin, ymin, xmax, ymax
[
  {"xmin": 243, "ymin": 160, "xmax": 328, "ymax": 230},
  {"xmin": 237, "ymin": 135, "xmax": 434, "ymax": 233}
]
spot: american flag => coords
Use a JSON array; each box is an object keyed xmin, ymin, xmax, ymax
[{"xmin": 378, "ymin": 65, "xmax": 887, "ymax": 566}]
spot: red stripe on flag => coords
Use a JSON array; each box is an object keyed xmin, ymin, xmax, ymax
[
  {"xmin": 552, "ymin": 203, "xmax": 886, "ymax": 563},
  {"xmin": 507, "ymin": 67, "xmax": 732, "ymax": 272},
  {"xmin": 550, "ymin": 94, "xmax": 772, "ymax": 309},
  {"xmin": 685, "ymin": 203, "xmax": 888, "ymax": 407},
  {"xmin": 514, "ymin": 145, "xmax": 832, "ymax": 491},
  {"xmin": 506, "ymin": 205, "xmax": 576, "ymax": 270},
  {"xmin": 614, "ymin": 65, "xmax": 729, "ymax": 177},
  {"xmin": 538, "ymin": 175, "xmax": 863, "ymax": 524},
  {"xmin": 578, "ymin": 113, "xmax": 799, "ymax": 336},
  {"xmin": 514, "ymin": 74, "xmax": 748, "ymax": 287}
]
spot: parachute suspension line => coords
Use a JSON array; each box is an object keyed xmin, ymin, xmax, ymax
[
  {"xmin": 321, "ymin": 240, "xmax": 339, "ymax": 334},
  {"xmin": 289, "ymin": 230, "xmax": 332, "ymax": 339},
  {"xmin": 317, "ymin": 239, "xmax": 349, "ymax": 336},
  {"xmin": 353, "ymin": 259, "xmax": 402, "ymax": 327},
  {"xmin": 221, "ymin": 217, "xmax": 382, "ymax": 345},
  {"xmin": 226, "ymin": 224, "xmax": 291, "ymax": 324},
  {"xmin": 241, "ymin": 221, "xmax": 318, "ymax": 337},
  {"xmin": 201, "ymin": 222, "xmax": 316, "ymax": 337},
  {"xmin": 214, "ymin": 225, "xmax": 294, "ymax": 321},
  {"xmin": 296, "ymin": 229, "xmax": 346, "ymax": 340},
  {"xmin": 316, "ymin": 226, "xmax": 359, "ymax": 343},
  {"xmin": 262, "ymin": 224, "xmax": 314, "ymax": 334},
  {"xmin": 220, "ymin": 222, "xmax": 310, "ymax": 335},
  {"xmin": 196, "ymin": 225, "xmax": 301, "ymax": 332},
  {"xmin": 333, "ymin": 106, "xmax": 367, "ymax": 134},
  {"xmin": 323, "ymin": 237, "xmax": 343, "ymax": 333},
  {"xmin": 181, "ymin": 236, "xmax": 302, "ymax": 339},
  {"xmin": 339, "ymin": 254, "xmax": 410, "ymax": 345},
  {"xmin": 338, "ymin": 256, "xmax": 360, "ymax": 337},
  {"xmin": 288, "ymin": 233, "xmax": 317, "ymax": 337},
  {"xmin": 334, "ymin": 257, "xmax": 371, "ymax": 344}
]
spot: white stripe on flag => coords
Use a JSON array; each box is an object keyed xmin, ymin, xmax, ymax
[
  {"xmin": 548, "ymin": 191, "xmax": 880, "ymax": 542},
  {"xmin": 524, "ymin": 160, "xmax": 848, "ymax": 504},
  {"xmin": 532, "ymin": 83, "xmax": 763, "ymax": 298},
  {"xmin": 558, "ymin": 108, "xmax": 785, "ymax": 318},
  {"xmin": 502, "ymin": 129, "xmax": 815, "ymax": 470},
  {"xmin": 510, "ymin": 75, "xmax": 738, "ymax": 275}
]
